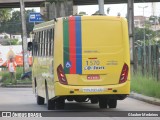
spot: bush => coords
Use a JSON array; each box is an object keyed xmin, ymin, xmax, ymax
[
  {"xmin": 0, "ymin": 67, "xmax": 28, "ymax": 81},
  {"xmin": 131, "ymin": 73, "xmax": 160, "ymax": 99}
]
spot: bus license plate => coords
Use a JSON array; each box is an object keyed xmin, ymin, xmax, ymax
[
  {"xmin": 81, "ymin": 88, "xmax": 105, "ymax": 92},
  {"xmin": 87, "ymin": 75, "xmax": 100, "ymax": 80}
]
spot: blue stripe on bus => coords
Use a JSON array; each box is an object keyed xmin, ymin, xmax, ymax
[{"xmin": 75, "ymin": 16, "xmax": 82, "ymax": 74}]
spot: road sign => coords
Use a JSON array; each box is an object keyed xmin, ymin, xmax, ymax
[{"xmin": 29, "ymin": 12, "xmax": 44, "ymax": 23}]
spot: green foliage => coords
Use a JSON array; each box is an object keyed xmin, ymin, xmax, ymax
[
  {"xmin": 2, "ymin": 39, "xmax": 19, "ymax": 45},
  {"xmin": 0, "ymin": 67, "xmax": 32, "ymax": 85},
  {"xmin": 0, "ymin": 67, "xmax": 23, "ymax": 81},
  {"xmin": 134, "ymin": 27, "xmax": 156, "ymax": 41},
  {"xmin": 0, "ymin": 9, "xmax": 35, "ymax": 37},
  {"xmin": 0, "ymin": 9, "xmax": 12, "ymax": 22},
  {"xmin": 131, "ymin": 73, "xmax": 160, "ymax": 99},
  {"xmin": 46, "ymin": 0, "xmax": 65, "ymax": 3},
  {"xmin": 79, "ymin": 11, "xmax": 87, "ymax": 15},
  {"xmin": 4, "ymin": 35, "xmax": 9, "ymax": 39}
]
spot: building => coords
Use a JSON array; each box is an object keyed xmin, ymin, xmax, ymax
[{"xmin": 134, "ymin": 16, "xmax": 149, "ymax": 28}]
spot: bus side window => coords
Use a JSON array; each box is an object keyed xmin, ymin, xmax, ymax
[
  {"xmin": 36, "ymin": 32, "xmax": 38, "ymax": 56},
  {"xmin": 43, "ymin": 30, "xmax": 46, "ymax": 56},
  {"xmin": 34, "ymin": 32, "xmax": 38, "ymax": 56},
  {"xmin": 52, "ymin": 28, "xmax": 54, "ymax": 56},
  {"xmin": 41, "ymin": 31, "xmax": 44, "ymax": 56},
  {"xmin": 45, "ymin": 30, "xmax": 48, "ymax": 56},
  {"xmin": 33, "ymin": 33, "xmax": 35, "ymax": 56},
  {"xmin": 46, "ymin": 30, "xmax": 49, "ymax": 56},
  {"xmin": 38, "ymin": 32, "xmax": 41, "ymax": 56},
  {"xmin": 49, "ymin": 29, "xmax": 52, "ymax": 56}
]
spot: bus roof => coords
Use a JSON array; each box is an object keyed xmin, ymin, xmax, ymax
[{"xmin": 33, "ymin": 19, "xmax": 54, "ymax": 32}]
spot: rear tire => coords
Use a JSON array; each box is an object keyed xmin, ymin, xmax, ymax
[
  {"xmin": 37, "ymin": 95, "xmax": 45, "ymax": 105},
  {"xmin": 56, "ymin": 98, "xmax": 65, "ymax": 109},
  {"xmin": 90, "ymin": 97, "xmax": 98, "ymax": 104},
  {"xmin": 99, "ymin": 97, "xmax": 107, "ymax": 109},
  {"xmin": 47, "ymin": 99, "xmax": 56, "ymax": 110},
  {"xmin": 108, "ymin": 99, "xmax": 117, "ymax": 108}
]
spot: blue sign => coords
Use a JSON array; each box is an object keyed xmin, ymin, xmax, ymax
[{"xmin": 29, "ymin": 13, "xmax": 44, "ymax": 23}]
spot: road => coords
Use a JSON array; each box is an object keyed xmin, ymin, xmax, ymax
[{"xmin": 0, "ymin": 87, "xmax": 160, "ymax": 120}]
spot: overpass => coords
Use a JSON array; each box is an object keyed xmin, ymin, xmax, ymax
[
  {"xmin": 0, "ymin": 0, "xmax": 159, "ymax": 8},
  {"xmin": 0, "ymin": 0, "xmax": 44, "ymax": 8}
]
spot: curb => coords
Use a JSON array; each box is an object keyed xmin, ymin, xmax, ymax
[
  {"xmin": 129, "ymin": 92, "xmax": 160, "ymax": 106},
  {"xmin": 1, "ymin": 85, "xmax": 32, "ymax": 88},
  {"xmin": 1, "ymin": 84, "xmax": 32, "ymax": 88}
]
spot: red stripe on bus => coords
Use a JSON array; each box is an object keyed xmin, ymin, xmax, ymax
[{"xmin": 69, "ymin": 17, "xmax": 76, "ymax": 74}]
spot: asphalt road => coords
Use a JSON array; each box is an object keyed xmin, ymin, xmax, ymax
[{"xmin": 0, "ymin": 87, "xmax": 160, "ymax": 120}]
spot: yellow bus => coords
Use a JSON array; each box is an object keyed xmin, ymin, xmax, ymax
[{"xmin": 28, "ymin": 16, "xmax": 130, "ymax": 110}]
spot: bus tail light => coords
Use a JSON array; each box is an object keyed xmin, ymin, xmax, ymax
[
  {"xmin": 57, "ymin": 64, "xmax": 68, "ymax": 85},
  {"xmin": 119, "ymin": 63, "xmax": 129, "ymax": 84}
]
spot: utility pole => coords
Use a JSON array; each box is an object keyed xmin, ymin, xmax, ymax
[
  {"xmin": 138, "ymin": 6, "xmax": 148, "ymax": 74},
  {"xmin": 20, "ymin": 0, "xmax": 29, "ymax": 73},
  {"xmin": 98, "ymin": 0, "xmax": 104, "ymax": 15},
  {"xmin": 128, "ymin": 0, "xmax": 135, "ymax": 72}
]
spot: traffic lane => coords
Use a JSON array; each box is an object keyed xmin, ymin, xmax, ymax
[{"xmin": 0, "ymin": 88, "xmax": 160, "ymax": 111}]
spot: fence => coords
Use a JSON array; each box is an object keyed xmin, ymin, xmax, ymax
[{"xmin": 134, "ymin": 45, "xmax": 160, "ymax": 81}]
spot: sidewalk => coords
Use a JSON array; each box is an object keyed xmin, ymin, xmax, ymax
[
  {"xmin": 129, "ymin": 91, "xmax": 160, "ymax": 106},
  {"xmin": 0, "ymin": 82, "xmax": 32, "ymax": 88},
  {"xmin": 1, "ymin": 84, "xmax": 32, "ymax": 88}
]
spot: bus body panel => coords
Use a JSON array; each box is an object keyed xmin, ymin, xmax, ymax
[
  {"xmin": 54, "ymin": 16, "xmax": 130, "ymax": 87},
  {"xmin": 54, "ymin": 81, "xmax": 130, "ymax": 96}
]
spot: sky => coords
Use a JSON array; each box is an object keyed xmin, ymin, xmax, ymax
[
  {"xmin": 78, "ymin": 2, "xmax": 160, "ymax": 17},
  {"xmin": 15, "ymin": 2, "xmax": 160, "ymax": 17}
]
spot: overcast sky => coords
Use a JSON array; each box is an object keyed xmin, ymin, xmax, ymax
[
  {"xmin": 78, "ymin": 2, "xmax": 160, "ymax": 17},
  {"xmin": 16, "ymin": 2, "xmax": 160, "ymax": 17}
]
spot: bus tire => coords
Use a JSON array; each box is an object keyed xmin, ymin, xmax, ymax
[
  {"xmin": 108, "ymin": 99, "xmax": 117, "ymax": 108},
  {"xmin": 99, "ymin": 98, "xmax": 107, "ymax": 109},
  {"xmin": 90, "ymin": 97, "xmax": 98, "ymax": 104},
  {"xmin": 37, "ymin": 95, "xmax": 45, "ymax": 105},
  {"xmin": 56, "ymin": 98, "xmax": 65, "ymax": 109},
  {"xmin": 47, "ymin": 100, "xmax": 56, "ymax": 110}
]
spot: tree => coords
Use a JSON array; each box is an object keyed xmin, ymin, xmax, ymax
[
  {"xmin": 79, "ymin": 11, "xmax": 87, "ymax": 15},
  {"xmin": 149, "ymin": 15, "xmax": 159, "ymax": 25},
  {"xmin": 0, "ymin": 9, "xmax": 35, "ymax": 37},
  {"xmin": 0, "ymin": 9, "xmax": 12, "ymax": 22},
  {"xmin": 0, "ymin": 39, "xmax": 19, "ymax": 45},
  {"xmin": 134, "ymin": 27, "xmax": 156, "ymax": 41}
]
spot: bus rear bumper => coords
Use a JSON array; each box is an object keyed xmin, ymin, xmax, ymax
[{"xmin": 54, "ymin": 81, "xmax": 130, "ymax": 97}]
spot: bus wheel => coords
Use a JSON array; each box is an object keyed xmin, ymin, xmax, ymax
[
  {"xmin": 108, "ymin": 99, "xmax": 117, "ymax": 108},
  {"xmin": 90, "ymin": 97, "xmax": 98, "ymax": 104},
  {"xmin": 37, "ymin": 95, "xmax": 45, "ymax": 105},
  {"xmin": 47, "ymin": 100, "xmax": 56, "ymax": 110},
  {"xmin": 99, "ymin": 98, "xmax": 107, "ymax": 109},
  {"xmin": 56, "ymin": 98, "xmax": 65, "ymax": 109}
]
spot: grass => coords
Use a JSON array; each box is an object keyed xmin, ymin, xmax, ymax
[
  {"xmin": 131, "ymin": 73, "xmax": 160, "ymax": 99},
  {"xmin": 0, "ymin": 67, "xmax": 31, "ymax": 85}
]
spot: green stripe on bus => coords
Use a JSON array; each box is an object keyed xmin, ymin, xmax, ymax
[{"xmin": 63, "ymin": 18, "xmax": 70, "ymax": 74}]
